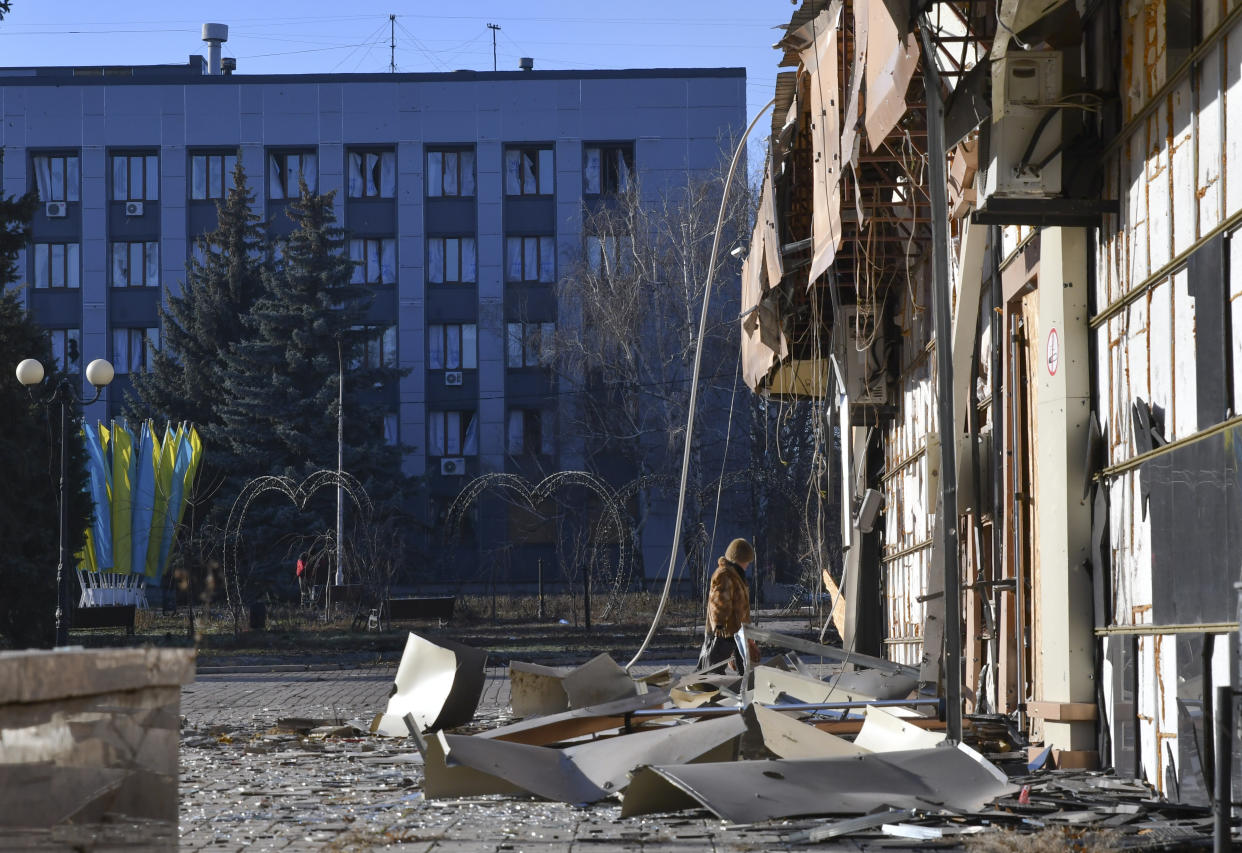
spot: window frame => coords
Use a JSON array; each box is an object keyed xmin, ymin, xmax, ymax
[
  {"xmin": 506, "ymin": 408, "xmax": 556, "ymax": 457},
  {"xmin": 189, "ymin": 150, "xmax": 238, "ymax": 200},
  {"xmin": 427, "ymin": 236, "xmax": 477, "ymax": 284},
  {"xmin": 428, "ymin": 409, "xmax": 479, "ymax": 457},
  {"xmin": 49, "ymin": 327, "xmax": 83, "ymax": 373},
  {"xmin": 349, "ymin": 325, "xmax": 398, "ymax": 370},
  {"xmin": 267, "ymin": 149, "xmax": 318, "ymax": 200},
  {"xmin": 111, "ymin": 152, "xmax": 160, "ymax": 202},
  {"xmin": 31, "ymin": 242, "xmax": 81, "ymax": 289},
  {"xmin": 426, "ymin": 147, "xmax": 476, "ymax": 198},
  {"xmin": 110, "ymin": 241, "xmax": 160, "ymax": 288},
  {"xmin": 111, "ymin": 326, "xmax": 159, "ymax": 374},
  {"xmin": 427, "ymin": 323, "xmax": 478, "ymax": 370},
  {"xmin": 349, "ymin": 237, "xmax": 397, "ymax": 284},
  {"xmin": 504, "ymin": 146, "xmax": 555, "ymax": 196},
  {"xmin": 506, "ymin": 321, "xmax": 555, "ymax": 368},
  {"xmin": 31, "ymin": 152, "xmax": 80, "ymax": 203},
  {"xmin": 347, "ymin": 148, "xmax": 397, "ymax": 199},
  {"xmin": 505, "ymin": 235, "xmax": 557, "ymax": 283},
  {"xmin": 583, "ymin": 142, "xmax": 635, "ymax": 196}
]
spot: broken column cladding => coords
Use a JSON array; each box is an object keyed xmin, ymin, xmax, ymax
[
  {"xmin": 739, "ymin": 0, "xmax": 1242, "ymax": 803},
  {"xmin": 1, "ymin": 57, "xmax": 745, "ymax": 586}
]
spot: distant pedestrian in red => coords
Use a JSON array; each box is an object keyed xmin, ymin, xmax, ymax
[{"xmin": 296, "ymin": 551, "xmax": 309, "ymax": 605}]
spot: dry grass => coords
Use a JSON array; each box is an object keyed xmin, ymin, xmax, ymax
[{"xmin": 965, "ymin": 826, "xmax": 1121, "ymax": 852}]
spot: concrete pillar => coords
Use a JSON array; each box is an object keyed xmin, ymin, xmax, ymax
[{"xmin": 1032, "ymin": 226, "xmax": 1095, "ymax": 754}]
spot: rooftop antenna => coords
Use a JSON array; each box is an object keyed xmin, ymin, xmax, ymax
[
  {"xmin": 389, "ymin": 14, "xmax": 396, "ymax": 73},
  {"xmin": 487, "ymin": 23, "xmax": 500, "ymax": 71}
]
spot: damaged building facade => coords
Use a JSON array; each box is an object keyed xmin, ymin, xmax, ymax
[{"xmin": 741, "ymin": 0, "xmax": 1242, "ymax": 803}]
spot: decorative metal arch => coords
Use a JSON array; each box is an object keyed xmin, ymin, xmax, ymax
[
  {"xmin": 223, "ymin": 470, "xmax": 373, "ymax": 613},
  {"xmin": 445, "ymin": 471, "xmax": 633, "ymax": 615}
]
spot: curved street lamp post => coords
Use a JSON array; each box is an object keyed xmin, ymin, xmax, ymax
[{"xmin": 15, "ymin": 356, "xmax": 115, "ymax": 647}]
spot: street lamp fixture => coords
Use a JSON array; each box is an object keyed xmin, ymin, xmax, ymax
[{"xmin": 15, "ymin": 356, "xmax": 114, "ymax": 646}]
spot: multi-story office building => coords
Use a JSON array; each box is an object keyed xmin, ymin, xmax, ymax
[{"xmin": 0, "ymin": 34, "xmax": 745, "ymax": 585}]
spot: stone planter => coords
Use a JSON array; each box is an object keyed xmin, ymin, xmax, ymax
[{"xmin": 0, "ymin": 647, "xmax": 195, "ymax": 827}]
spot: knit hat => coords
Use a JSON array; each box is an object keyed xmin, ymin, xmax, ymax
[{"xmin": 724, "ymin": 538, "xmax": 755, "ymax": 566}]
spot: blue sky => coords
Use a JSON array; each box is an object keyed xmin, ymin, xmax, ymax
[{"xmin": 0, "ymin": 2, "xmax": 785, "ymax": 129}]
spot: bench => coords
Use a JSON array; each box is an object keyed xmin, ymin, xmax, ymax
[
  {"xmin": 71, "ymin": 604, "xmax": 136, "ymax": 636},
  {"xmin": 386, "ymin": 596, "xmax": 456, "ymax": 622}
]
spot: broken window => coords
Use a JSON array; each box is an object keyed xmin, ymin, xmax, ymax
[
  {"xmin": 583, "ymin": 143, "xmax": 633, "ymax": 195},
  {"xmin": 111, "ymin": 241, "xmax": 159, "ymax": 287},
  {"xmin": 506, "ymin": 322, "xmax": 555, "ymax": 368},
  {"xmin": 428, "ymin": 409, "xmax": 478, "ymax": 456},
  {"xmin": 111, "ymin": 326, "xmax": 159, "ymax": 374},
  {"xmin": 428, "ymin": 323, "xmax": 478, "ymax": 370},
  {"xmin": 348, "ymin": 238, "xmax": 397, "ymax": 284},
  {"xmin": 190, "ymin": 151, "xmax": 238, "ymax": 200},
  {"xmin": 347, "ymin": 149, "xmax": 396, "ymax": 198},
  {"xmin": 507, "ymin": 409, "xmax": 556, "ymax": 456},
  {"xmin": 31, "ymin": 242, "xmax": 80, "ymax": 288},
  {"xmin": 427, "ymin": 236, "xmax": 476, "ymax": 284},
  {"xmin": 111, "ymin": 153, "xmax": 159, "ymax": 201},
  {"xmin": 585, "ymin": 234, "xmax": 633, "ymax": 278},
  {"xmin": 267, "ymin": 151, "xmax": 317, "ymax": 199},
  {"xmin": 349, "ymin": 325, "xmax": 397, "ymax": 369},
  {"xmin": 505, "ymin": 146, "xmax": 555, "ymax": 195},
  {"xmin": 426, "ymin": 148, "xmax": 476, "ymax": 198},
  {"xmin": 49, "ymin": 328, "xmax": 82, "ymax": 373},
  {"xmin": 505, "ymin": 236, "xmax": 556, "ymax": 282},
  {"xmin": 32, "ymin": 153, "xmax": 80, "ymax": 202}
]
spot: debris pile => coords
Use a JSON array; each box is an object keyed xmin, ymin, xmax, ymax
[{"xmin": 359, "ymin": 631, "xmax": 1218, "ymax": 847}]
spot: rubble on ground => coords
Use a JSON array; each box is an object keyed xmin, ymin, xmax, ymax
[{"xmin": 339, "ymin": 631, "xmax": 1221, "ymax": 849}]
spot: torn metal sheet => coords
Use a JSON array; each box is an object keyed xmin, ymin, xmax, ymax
[
  {"xmin": 479, "ymin": 689, "xmax": 671, "ymax": 746},
  {"xmin": 841, "ymin": 0, "xmax": 868, "ymax": 173},
  {"xmin": 854, "ymin": 705, "xmax": 947, "ymax": 752},
  {"xmin": 563, "ymin": 653, "xmax": 642, "ymax": 709},
  {"xmin": 798, "ymin": 1, "xmax": 845, "ymax": 284},
  {"xmin": 372, "ymin": 632, "xmax": 487, "ymax": 735},
  {"xmin": 751, "ymin": 666, "xmax": 922, "ymax": 717},
  {"xmin": 864, "ymin": 0, "xmax": 919, "ymax": 150},
  {"xmin": 508, "ymin": 653, "xmax": 640, "ymax": 718},
  {"xmin": 422, "ymin": 714, "xmax": 745, "ymax": 803},
  {"xmin": 742, "ymin": 703, "xmax": 869, "ymax": 759},
  {"xmin": 621, "ymin": 744, "xmax": 1016, "ymax": 822}
]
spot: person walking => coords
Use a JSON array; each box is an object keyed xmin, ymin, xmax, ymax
[{"xmin": 701, "ymin": 538, "xmax": 758, "ymax": 672}]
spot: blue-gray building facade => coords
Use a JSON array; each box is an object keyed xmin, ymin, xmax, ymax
[{"xmin": 1, "ymin": 58, "xmax": 745, "ymax": 585}]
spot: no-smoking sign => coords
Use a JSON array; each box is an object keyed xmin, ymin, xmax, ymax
[{"xmin": 1046, "ymin": 327, "xmax": 1060, "ymax": 376}]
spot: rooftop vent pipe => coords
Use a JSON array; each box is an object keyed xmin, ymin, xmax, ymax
[
  {"xmin": 202, "ymin": 23, "xmax": 228, "ymax": 75},
  {"xmin": 221, "ymin": 56, "xmax": 237, "ymax": 74},
  {"xmin": 519, "ymin": 57, "xmax": 534, "ymax": 71}
]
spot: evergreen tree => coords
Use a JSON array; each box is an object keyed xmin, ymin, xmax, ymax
[
  {"xmin": 128, "ymin": 159, "xmax": 267, "ymax": 445},
  {"xmin": 0, "ymin": 167, "xmax": 91, "ymax": 648},
  {"xmin": 216, "ymin": 182, "xmax": 410, "ymax": 599}
]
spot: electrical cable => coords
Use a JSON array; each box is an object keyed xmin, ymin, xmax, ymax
[{"xmin": 625, "ymin": 96, "xmax": 775, "ymax": 672}]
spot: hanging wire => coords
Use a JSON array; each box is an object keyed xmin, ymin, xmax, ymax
[{"xmin": 625, "ymin": 97, "xmax": 776, "ymax": 672}]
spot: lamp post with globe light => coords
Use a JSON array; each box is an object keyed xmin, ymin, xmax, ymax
[{"xmin": 15, "ymin": 355, "xmax": 114, "ymax": 647}]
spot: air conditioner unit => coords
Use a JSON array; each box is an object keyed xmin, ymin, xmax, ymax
[
  {"xmin": 125, "ymin": 201, "xmax": 145, "ymax": 216},
  {"xmin": 440, "ymin": 457, "xmax": 465, "ymax": 476},
  {"xmin": 983, "ymin": 51, "xmax": 1065, "ymax": 199},
  {"xmin": 444, "ymin": 370, "xmax": 463, "ymax": 386},
  {"xmin": 44, "ymin": 201, "xmax": 67, "ymax": 218},
  {"xmin": 836, "ymin": 305, "xmax": 889, "ymax": 407}
]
